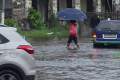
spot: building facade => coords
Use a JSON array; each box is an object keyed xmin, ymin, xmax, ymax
[
  {"xmin": 33, "ymin": 0, "xmax": 120, "ymax": 23},
  {"xmin": 0, "ymin": 0, "xmax": 120, "ymax": 22},
  {"xmin": 0, "ymin": 0, "xmax": 31, "ymax": 20},
  {"xmin": 52, "ymin": 0, "xmax": 120, "ymax": 13}
]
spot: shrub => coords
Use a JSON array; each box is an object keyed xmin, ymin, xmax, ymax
[
  {"xmin": 28, "ymin": 7, "xmax": 46, "ymax": 29},
  {"xmin": 16, "ymin": 27, "xmax": 23, "ymax": 34},
  {"xmin": 5, "ymin": 18, "xmax": 17, "ymax": 27},
  {"xmin": 49, "ymin": 10, "xmax": 60, "ymax": 28}
]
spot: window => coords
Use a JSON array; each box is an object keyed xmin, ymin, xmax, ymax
[
  {"xmin": 5, "ymin": 0, "xmax": 12, "ymax": 9},
  {"xmin": 0, "ymin": 34, "xmax": 9, "ymax": 44},
  {"xmin": 32, "ymin": 0, "xmax": 37, "ymax": 11},
  {"xmin": 87, "ymin": 0, "xmax": 93, "ymax": 12},
  {"xmin": 0, "ymin": 35, "xmax": 2, "ymax": 44},
  {"xmin": 98, "ymin": 22, "xmax": 120, "ymax": 30},
  {"xmin": 67, "ymin": 0, "xmax": 72, "ymax": 8}
]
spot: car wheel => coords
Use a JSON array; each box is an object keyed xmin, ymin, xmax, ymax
[
  {"xmin": 93, "ymin": 43, "xmax": 98, "ymax": 48},
  {"xmin": 0, "ymin": 70, "xmax": 21, "ymax": 80}
]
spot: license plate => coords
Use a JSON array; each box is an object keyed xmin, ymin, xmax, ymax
[{"xmin": 104, "ymin": 34, "xmax": 117, "ymax": 38}]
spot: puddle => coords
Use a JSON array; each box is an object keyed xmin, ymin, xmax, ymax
[{"xmin": 32, "ymin": 38, "xmax": 120, "ymax": 80}]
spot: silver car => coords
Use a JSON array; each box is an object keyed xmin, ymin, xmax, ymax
[{"xmin": 0, "ymin": 25, "xmax": 36, "ymax": 80}]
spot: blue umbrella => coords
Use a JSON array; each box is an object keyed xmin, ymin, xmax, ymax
[{"xmin": 56, "ymin": 8, "xmax": 87, "ymax": 20}]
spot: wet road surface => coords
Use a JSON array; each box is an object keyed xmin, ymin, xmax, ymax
[{"xmin": 31, "ymin": 37, "xmax": 120, "ymax": 80}]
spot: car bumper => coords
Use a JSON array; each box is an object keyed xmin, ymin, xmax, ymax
[{"xmin": 93, "ymin": 38, "xmax": 120, "ymax": 45}]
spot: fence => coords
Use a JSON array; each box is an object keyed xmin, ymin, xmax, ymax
[
  {"xmin": 82, "ymin": 11, "xmax": 120, "ymax": 27},
  {"xmin": 59, "ymin": 11, "xmax": 120, "ymax": 26},
  {"xmin": 59, "ymin": 11, "xmax": 120, "ymax": 27},
  {"xmin": 85, "ymin": 11, "xmax": 120, "ymax": 20},
  {"xmin": 58, "ymin": 11, "xmax": 120, "ymax": 36}
]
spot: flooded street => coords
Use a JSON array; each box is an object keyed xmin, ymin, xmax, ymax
[{"xmin": 31, "ymin": 37, "xmax": 120, "ymax": 80}]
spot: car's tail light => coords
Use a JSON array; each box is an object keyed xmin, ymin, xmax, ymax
[
  {"xmin": 93, "ymin": 32, "xmax": 97, "ymax": 38},
  {"xmin": 17, "ymin": 45, "xmax": 34, "ymax": 54}
]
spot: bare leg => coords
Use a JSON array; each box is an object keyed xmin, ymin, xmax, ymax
[
  {"xmin": 76, "ymin": 43, "xmax": 79, "ymax": 48},
  {"xmin": 67, "ymin": 43, "xmax": 70, "ymax": 47}
]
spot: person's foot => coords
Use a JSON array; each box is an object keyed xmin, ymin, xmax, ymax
[
  {"xmin": 76, "ymin": 43, "xmax": 79, "ymax": 48},
  {"xmin": 67, "ymin": 44, "xmax": 70, "ymax": 47}
]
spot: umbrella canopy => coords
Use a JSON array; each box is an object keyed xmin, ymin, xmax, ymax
[{"xmin": 56, "ymin": 8, "xmax": 87, "ymax": 20}]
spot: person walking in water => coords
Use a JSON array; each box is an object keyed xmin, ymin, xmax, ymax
[
  {"xmin": 67, "ymin": 20, "xmax": 79, "ymax": 48},
  {"xmin": 90, "ymin": 13, "xmax": 100, "ymax": 35}
]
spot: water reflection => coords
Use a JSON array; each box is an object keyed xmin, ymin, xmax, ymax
[
  {"xmin": 34, "ymin": 37, "xmax": 120, "ymax": 80},
  {"xmin": 92, "ymin": 49, "xmax": 98, "ymax": 71},
  {"xmin": 92, "ymin": 49, "xmax": 97, "ymax": 59},
  {"xmin": 67, "ymin": 47, "xmax": 78, "ymax": 58}
]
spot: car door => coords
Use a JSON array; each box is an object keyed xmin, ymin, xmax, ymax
[{"xmin": 0, "ymin": 34, "xmax": 7, "ymax": 65}]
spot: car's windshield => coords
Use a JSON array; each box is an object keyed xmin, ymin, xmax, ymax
[{"xmin": 98, "ymin": 22, "xmax": 120, "ymax": 30}]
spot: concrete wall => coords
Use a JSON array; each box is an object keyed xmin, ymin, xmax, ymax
[
  {"xmin": 37, "ymin": 0, "xmax": 46, "ymax": 22},
  {"xmin": 93, "ymin": 0, "xmax": 101, "ymax": 12},
  {"xmin": 25, "ymin": 0, "xmax": 32, "ymax": 10},
  {"xmin": 78, "ymin": 20, "xmax": 92, "ymax": 37},
  {"xmin": 96, "ymin": 0, "xmax": 101, "ymax": 12},
  {"xmin": 112, "ymin": 0, "xmax": 120, "ymax": 12},
  {"xmin": 74, "ymin": 0, "xmax": 81, "ymax": 10},
  {"xmin": 12, "ymin": 0, "xmax": 31, "ymax": 20},
  {"xmin": 52, "ymin": 0, "xmax": 57, "ymax": 14},
  {"xmin": 48, "ymin": 0, "xmax": 53, "ymax": 19}
]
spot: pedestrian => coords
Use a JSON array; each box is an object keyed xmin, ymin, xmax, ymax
[
  {"xmin": 67, "ymin": 20, "xmax": 79, "ymax": 48},
  {"xmin": 90, "ymin": 13, "xmax": 100, "ymax": 35}
]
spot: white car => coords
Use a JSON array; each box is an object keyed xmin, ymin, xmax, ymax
[{"xmin": 0, "ymin": 25, "xmax": 36, "ymax": 80}]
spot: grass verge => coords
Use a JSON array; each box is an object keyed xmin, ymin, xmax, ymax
[
  {"xmin": 114, "ymin": 52, "xmax": 120, "ymax": 58},
  {"xmin": 18, "ymin": 28, "xmax": 69, "ymax": 40}
]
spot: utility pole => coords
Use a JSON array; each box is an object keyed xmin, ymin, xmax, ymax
[{"xmin": 1, "ymin": 0, "xmax": 5, "ymax": 24}]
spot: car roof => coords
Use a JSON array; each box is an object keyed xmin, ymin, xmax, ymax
[
  {"xmin": 0, "ymin": 24, "xmax": 8, "ymax": 27},
  {"xmin": 0, "ymin": 27, "xmax": 26, "ymax": 42},
  {"xmin": 0, "ymin": 27, "xmax": 17, "ymax": 32},
  {"xmin": 101, "ymin": 20, "xmax": 120, "ymax": 23}
]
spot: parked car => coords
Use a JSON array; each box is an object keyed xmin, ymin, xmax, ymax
[
  {"xmin": 0, "ymin": 25, "xmax": 36, "ymax": 80},
  {"xmin": 93, "ymin": 19, "xmax": 120, "ymax": 47}
]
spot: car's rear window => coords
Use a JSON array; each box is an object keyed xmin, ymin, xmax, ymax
[{"xmin": 98, "ymin": 22, "xmax": 120, "ymax": 30}]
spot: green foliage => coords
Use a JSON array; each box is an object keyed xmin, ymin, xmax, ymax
[
  {"xmin": 48, "ymin": 10, "xmax": 69, "ymax": 36},
  {"xmin": 16, "ymin": 27, "xmax": 23, "ymax": 34},
  {"xmin": 17, "ymin": 27, "xmax": 68, "ymax": 39},
  {"xmin": 21, "ymin": 29, "xmax": 51, "ymax": 38},
  {"xmin": 114, "ymin": 52, "xmax": 120, "ymax": 57},
  {"xmin": 5, "ymin": 18, "xmax": 17, "ymax": 27},
  {"xmin": 41, "ymin": 24, "xmax": 47, "ymax": 30},
  {"xmin": 28, "ymin": 7, "xmax": 46, "ymax": 29},
  {"xmin": 5, "ymin": 14, "xmax": 8, "ymax": 19},
  {"xmin": 49, "ymin": 10, "xmax": 60, "ymax": 28},
  {"xmin": 50, "ymin": 27, "xmax": 68, "ymax": 36},
  {"xmin": 17, "ymin": 8, "xmax": 69, "ymax": 39},
  {"xmin": 66, "ymin": 20, "xmax": 70, "ymax": 25}
]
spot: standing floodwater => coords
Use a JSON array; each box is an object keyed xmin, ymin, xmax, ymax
[{"xmin": 31, "ymin": 37, "xmax": 120, "ymax": 80}]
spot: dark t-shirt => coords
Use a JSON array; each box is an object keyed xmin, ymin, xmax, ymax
[{"xmin": 90, "ymin": 16, "xmax": 100, "ymax": 28}]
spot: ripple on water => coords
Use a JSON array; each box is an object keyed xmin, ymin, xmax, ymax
[{"xmin": 33, "ymin": 38, "xmax": 120, "ymax": 80}]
